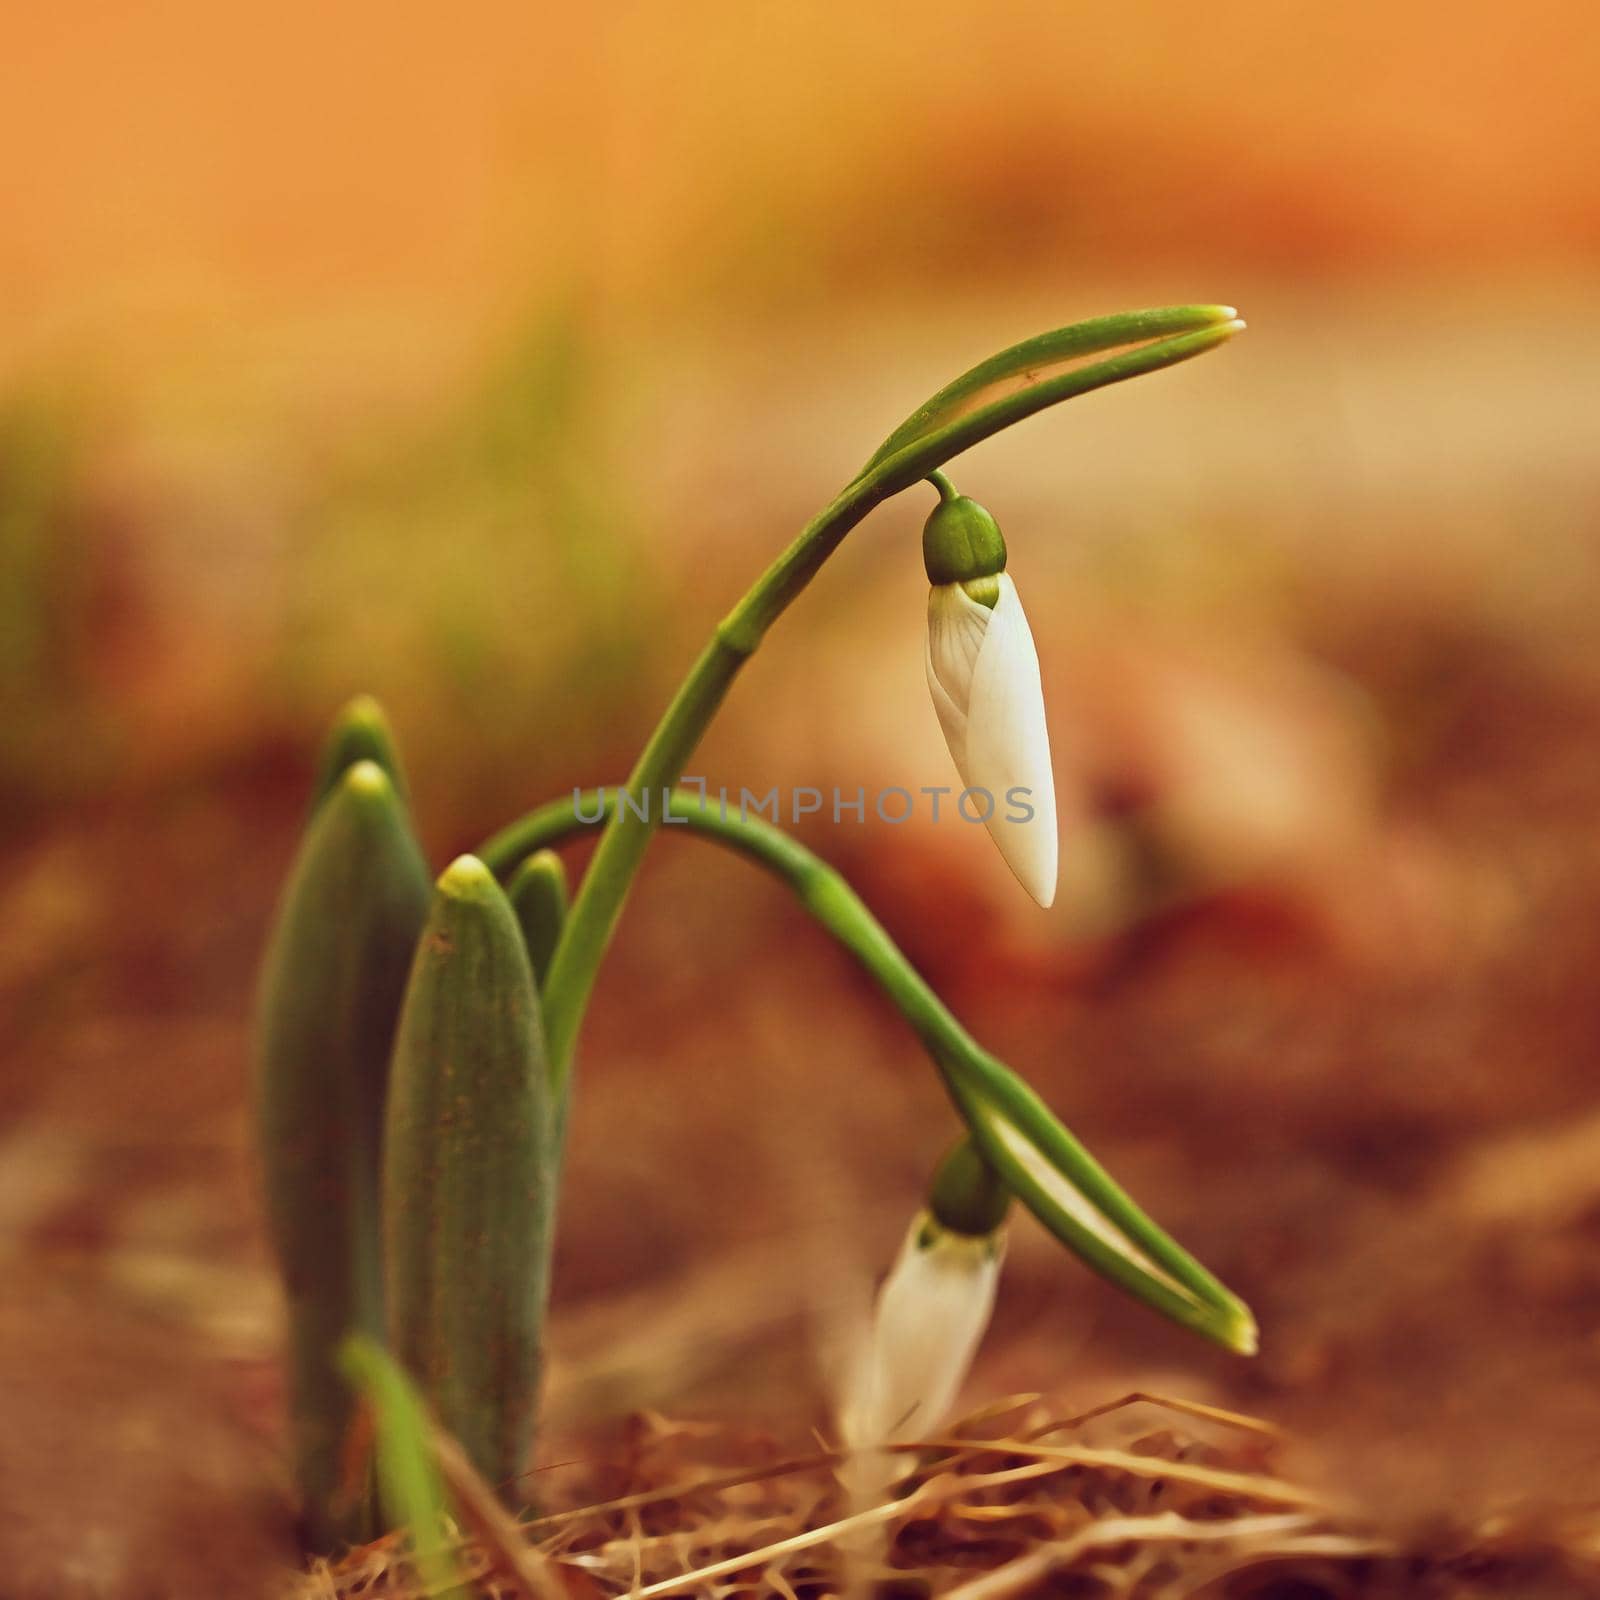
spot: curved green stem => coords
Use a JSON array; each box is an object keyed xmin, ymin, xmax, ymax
[
  {"xmin": 537, "ymin": 306, "xmax": 1243, "ymax": 1081},
  {"xmin": 480, "ymin": 790, "xmax": 1255, "ymax": 1353}
]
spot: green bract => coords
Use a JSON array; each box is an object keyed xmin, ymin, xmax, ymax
[
  {"xmin": 940, "ymin": 1045, "xmax": 1255, "ymax": 1353},
  {"xmin": 861, "ymin": 305, "xmax": 1240, "ymax": 475}
]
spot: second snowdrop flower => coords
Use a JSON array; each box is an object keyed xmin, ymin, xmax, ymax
[
  {"xmin": 841, "ymin": 1140, "xmax": 1011, "ymax": 1450},
  {"xmin": 922, "ymin": 479, "xmax": 1058, "ymax": 907}
]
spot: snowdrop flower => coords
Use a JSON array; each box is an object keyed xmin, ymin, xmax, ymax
[
  {"xmin": 922, "ymin": 482, "xmax": 1058, "ymax": 907},
  {"xmin": 841, "ymin": 1140, "xmax": 1010, "ymax": 1450}
]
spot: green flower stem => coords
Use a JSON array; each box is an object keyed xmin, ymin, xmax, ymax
[
  {"xmin": 537, "ymin": 307, "xmax": 1243, "ymax": 1084},
  {"xmin": 479, "ymin": 790, "xmax": 1255, "ymax": 1353}
]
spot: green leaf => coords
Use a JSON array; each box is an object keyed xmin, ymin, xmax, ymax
[
  {"xmin": 311, "ymin": 694, "xmax": 410, "ymax": 812},
  {"xmin": 255, "ymin": 759, "xmax": 432, "ymax": 1550},
  {"xmin": 506, "ymin": 848, "xmax": 568, "ymax": 998},
  {"xmin": 339, "ymin": 1335, "xmax": 466, "ymax": 1600},
  {"xmin": 384, "ymin": 855, "xmax": 551, "ymax": 1493}
]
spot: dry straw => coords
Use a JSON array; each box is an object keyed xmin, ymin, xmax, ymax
[{"xmin": 289, "ymin": 1391, "xmax": 1600, "ymax": 1599}]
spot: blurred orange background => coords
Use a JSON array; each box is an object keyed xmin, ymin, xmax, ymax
[
  {"xmin": 5, "ymin": 1, "xmax": 1599, "ymax": 807},
  {"xmin": 7, "ymin": 2, "xmax": 1599, "ymax": 325},
  {"xmin": 3, "ymin": 6, "xmax": 1600, "ymax": 1594},
  {"xmin": 4, "ymin": 2, "xmax": 1598, "ymax": 816}
]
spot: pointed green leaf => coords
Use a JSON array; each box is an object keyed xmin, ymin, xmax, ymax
[
  {"xmin": 339, "ymin": 1336, "xmax": 466, "ymax": 1600},
  {"xmin": 384, "ymin": 855, "xmax": 551, "ymax": 1493},
  {"xmin": 255, "ymin": 759, "xmax": 432, "ymax": 1549},
  {"xmin": 506, "ymin": 848, "xmax": 568, "ymax": 997},
  {"xmin": 311, "ymin": 694, "xmax": 409, "ymax": 812}
]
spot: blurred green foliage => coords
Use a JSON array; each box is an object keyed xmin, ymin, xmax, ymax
[
  {"xmin": 0, "ymin": 386, "xmax": 120, "ymax": 807},
  {"xmin": 0, "ymin": 298, "xmax": 684, "ymax": 825},
  {"xmin": 277, "ymin": 299, "xmax": 670, "ymax": 825}
]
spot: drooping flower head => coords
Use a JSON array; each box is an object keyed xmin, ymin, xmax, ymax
[
  {"xmin": 841, "ymin": 1140, "xmax": 1012, "ymax": 1449},
  {"xmin": 922, "ymin": 483, "xmax": 1058, "ymax": 907}
]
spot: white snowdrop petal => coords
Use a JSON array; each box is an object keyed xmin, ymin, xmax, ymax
[
  {"xmin": 923, "ymin": 583, "xmax": 992, "ymax": 772},
  {"xmin": 842, "ymin": 1217, "xmax": 1003, "ymax": 1447},
  {"xmin": 924, "ymin": 574, "xmax": 1059, "ymax": 906},
  {"xmin": 964, "ymin": 575, "xmax": 1057, "ymax": 906}
]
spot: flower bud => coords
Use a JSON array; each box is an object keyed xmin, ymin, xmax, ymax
[
  {"xmin": 841, "ymin": 1160, "xmax": 1006, "ymax": 1451},
  {"xmin": 923, "ymin": 492, "xmax": 1058, "ymax": 907}
]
